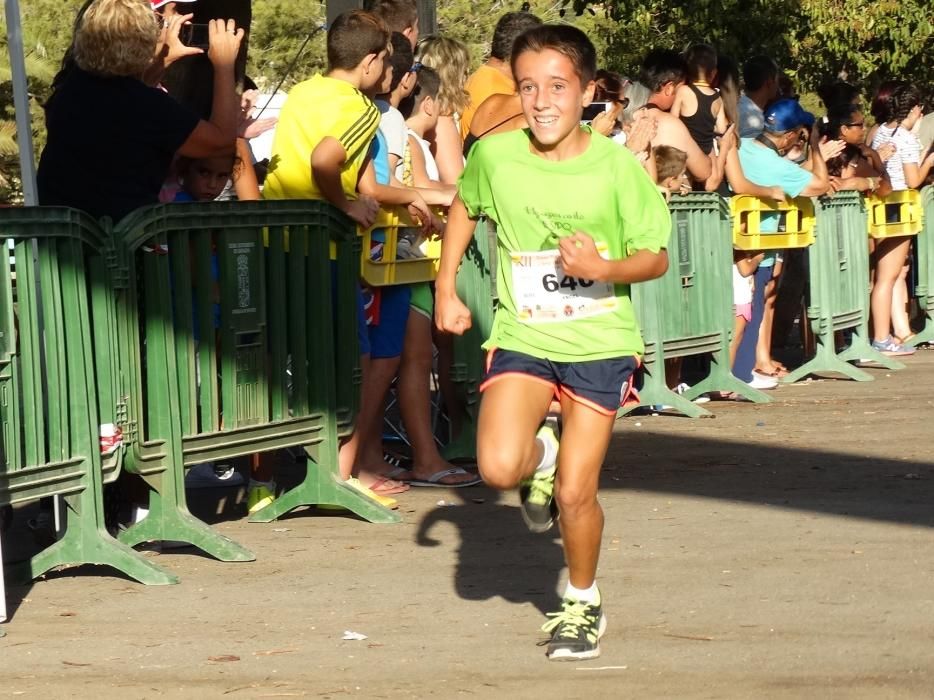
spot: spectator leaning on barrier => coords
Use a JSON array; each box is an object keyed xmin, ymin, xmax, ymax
[
  {"xmin": 263, "ymin": 10, "xmax": 397, "ymax": 506},
  {"xmin": 37, "ymin": 0, "xmax": 242, "ymax": 223},
  {"xmin": 732, "ymin": 99, "xmax": 830, "ymax": 387},
  {"xmin": 459, "ymin": 11, "xmax": 542, "ymax": 140},
  {"xmin": 738, "ymin": 56, "xmax": 780, "ymax": 139},
  {"xmin": 820, "ymin": 102, "xmax": 892, "ymax": 197},
  {"xmin": 869, "ymin": 82, "xmax": 934, "ymax": 355},
  {"xmin": 380, "ymin": 67, "xmax": 480, "ymax": 488}
]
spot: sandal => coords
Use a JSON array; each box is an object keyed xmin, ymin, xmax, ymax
[{"xmin": 359, "ymin": 473, "xmax": 409, "ymax": 495}]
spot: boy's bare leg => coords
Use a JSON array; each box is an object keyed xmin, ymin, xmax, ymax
[
  {"xmin": 476, "ymin": 377, "xmax": 554, "ymax": 489},
  {"xmin": 338, "ymin": 354, "xmax": 370, "ymax": 480},
  {"xmin": 353, "ymin": 356, "xmax": 408, "ymax": 492},
  {"xmin": 730, "ymin": 315, "xmax": 746, "ymax": 368},
  {"xmin": 755, "ymin": 261, "xmax": 783, "ymax": 373},
  {"xmin": 398, "ymin": 312, "xmax": 475, "ymax": 484},
  {"xmin": 553, "ymin": 395, "xmax": 615, "ymax": 589},
  {"xmin": 891, "ymin": 266, "xmax": 912, "ymax": 341}
]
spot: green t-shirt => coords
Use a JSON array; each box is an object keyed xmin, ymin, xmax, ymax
[{"xmin": 458, "ymin": 127, "xmax": 671, "ymax": 362}]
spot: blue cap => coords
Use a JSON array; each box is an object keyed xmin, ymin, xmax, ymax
[{"xmin": 763, "ymin": 99, "xmax": 815, "ymax": 133}]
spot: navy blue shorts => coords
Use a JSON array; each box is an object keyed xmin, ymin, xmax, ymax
[
  {"xmin": 366, "ymin": 285, "xmax": 411, "ymax": 359},
  {"xmin": 481, "ymin": 348, "xmax": 638, "ymax": 415}
]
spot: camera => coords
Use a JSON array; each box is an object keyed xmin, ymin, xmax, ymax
[
  {"xmin": 180, "ymin": 22, "xmax": 210, "ymax": 50},
  {"xmin": 581, "ymin": 102, "xmax": 610, "ymax": 122}
]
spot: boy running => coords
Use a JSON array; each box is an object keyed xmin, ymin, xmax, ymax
[{"xmin": 435, "ymin": 25, "xmax": 671, "ymax": 661}]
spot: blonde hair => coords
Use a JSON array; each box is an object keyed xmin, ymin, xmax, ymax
[
  {"xmin": 416, "ymin": 36, "xmax": 471, "ymax": 116},
  {"xmin": 74, "ymin": 0, "xmax": 158, "ymax": 78}
]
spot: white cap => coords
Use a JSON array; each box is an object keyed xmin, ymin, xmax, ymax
[{"xmin": 151, "ymin": 0, "xmax": 197, "ymax": 10}]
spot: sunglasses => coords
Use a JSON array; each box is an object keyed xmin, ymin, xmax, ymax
[
  {"xmin": 409, "ymin": 61, "xmax": 423, "ymax": 74},
  {"xmin": 845, "ymin": 121, "xmax": 865, "ymax": 128}
]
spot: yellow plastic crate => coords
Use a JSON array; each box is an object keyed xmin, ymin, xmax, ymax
[
  {"xmin": 360, "ymin": 207, "xmax": 441, "ymax": 286},
  {"xmin": 731, "ymin": 195, "xmax": 815, "ymax": 250},
  {"xmin": 865, "ymin": 189, "xmax": 923, "ymax": 239}
]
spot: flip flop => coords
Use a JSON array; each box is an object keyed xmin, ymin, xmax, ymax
[
  {"xmin": 409, "ymin": 467, "xmax": 483, "ymax": 488},
  {"xmin": 361, "ymin": 474, "xmax": 410, "ymax": 495}
]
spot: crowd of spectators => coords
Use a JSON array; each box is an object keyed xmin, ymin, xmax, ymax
[{"xmin": 32, "ymin": 0, "xmax": 934, "ymax": 518}]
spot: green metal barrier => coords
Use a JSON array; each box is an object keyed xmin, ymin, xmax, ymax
[
  {"xmin": 627, "ymin": 194, "xmax": 770, "ymax": 416},
  {"xmin": 908, "ymin": 186, "xmax": 934, "ymax": 347},
  {"xmin": 784, "ymin": 192, "xmax": 903, "ymax": 383},
  {"xmin": 444, "ymin": 218, "xmax": 496, "ymax": 461},
  {"xmin": 113, "ymin": 202, "xmax": 398, "ymax": 558},
  {"xmin": 0, "ymin": 207, "xmax": 175, "ymax": 585}
]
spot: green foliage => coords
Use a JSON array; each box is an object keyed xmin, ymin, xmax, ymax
[
  {"xmin": 576, "ymin": 0, "xmax": 933, "ymax": 95},
  {"xmin": 0, "ymin": 0, "xmax": 83, "ymax": 202},
  {"xmin": 246, "ymin": 0, "xmax": 328, "ymax": 90},
  {"xmin": 435, "ymin": 0, "xmax": 613, "ymax": 71},
  {"xmin": 0, "ymin": 0, "xmax": 930, "ymax": 202}
]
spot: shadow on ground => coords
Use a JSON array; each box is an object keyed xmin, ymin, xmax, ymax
[{"xmin": 415, "ymin": 429, "xmax": 934, "ymax": 608}]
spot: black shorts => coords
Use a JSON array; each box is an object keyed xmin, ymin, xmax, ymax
[{"xmin": 481, "ymin": 348, "xmax": 638, "ymax": 416}]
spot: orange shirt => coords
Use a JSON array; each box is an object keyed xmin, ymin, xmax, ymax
[{"xmin": 460, "ymin": 64, "xmax": 515, "ymax": 140}]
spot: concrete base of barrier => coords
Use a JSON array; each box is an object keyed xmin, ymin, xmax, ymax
[{"xmin": 249, "ymin": 461, "xmax": 401, "ymax": 525}]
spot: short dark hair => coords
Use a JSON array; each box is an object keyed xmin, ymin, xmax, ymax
[
  {"xmin": 654, "ymin": 145, "xmax": 687, "ymax": 182},
  {"xmin": 510, "ymin": 24, "xmax": 597, "ymax": 85},
  {"xmin": 387, "ymin": 32, "xmax": 414, "ymax": 92},
  {"xmin": 412, "ymin": 65, "xmax": 441, "ymax": 107},
  {"xmin": 639, "ymin": 49, "xmax": 687, "ymax": 93},
  {"xmin": 684, "ymin": 44, "xmax": 717, "ymax": 83},
  {"xmin": 363, "ymin": 0, "xmax": 417, "ymax": 34},
  {"xmin": 327, "ymin": 10, "xmax": 389, "ymax": 72},
  {"xmin": 490, "ymin": 11, "xmax": 542, "ymax": 61},
  {"xmin": 742, "ymin": 55, "xmax": 779, "ymax": 93}
]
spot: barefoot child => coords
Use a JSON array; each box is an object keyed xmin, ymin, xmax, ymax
[{"xmin": 435, "ymin": 25, "xmax": 671, "ymax": 661}]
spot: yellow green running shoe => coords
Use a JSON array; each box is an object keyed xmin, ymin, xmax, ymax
[
  {"xmin": 247, "ymin": 480, "xmax": 276, "ymax": 515},
  {"xmin": 541, "ymin": 592, "xmax": 607, "ymax": 661},
  {"xmin": 519, "ymin": 416, "xmax": 559, "ymax": 533}
]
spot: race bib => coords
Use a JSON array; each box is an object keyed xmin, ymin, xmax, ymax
[{"xmin": 510, "ymin": 245, "xmax": 617, "ymax": 323}]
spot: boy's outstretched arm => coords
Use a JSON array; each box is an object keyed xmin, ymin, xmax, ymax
[
  {"xmin": 312, "ymin": 137, "xmax": 378, "ymax": 228},
  {"xmin": 558, "ymin": 232, "xmax": 669, "ymax": 284},
  {"xmin": 434, "ymin": 196, "xmax": 478, "ymax": 336}
]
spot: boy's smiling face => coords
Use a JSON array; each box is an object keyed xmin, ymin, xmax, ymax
[{"xmin": 515, "ymin": 48, "xmax": 595, "ymax": 159}]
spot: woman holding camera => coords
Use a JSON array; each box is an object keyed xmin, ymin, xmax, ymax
[{"xmin": 37, "ymin": 0, "xmax": 243, "ymax": 223}]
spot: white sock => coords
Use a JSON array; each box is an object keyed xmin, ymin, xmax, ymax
[
  {"xmin": 534, "ymin": 432, "xmax": 558, "ymax": 473},
  {"xmin": 565, "ymin": 581, "xmax": 600, "ymax": 604}
]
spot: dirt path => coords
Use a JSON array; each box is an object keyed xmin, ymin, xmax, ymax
[{"xmin": 3, "ymin": 353, "xmax": 934, "ymax": 698}]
